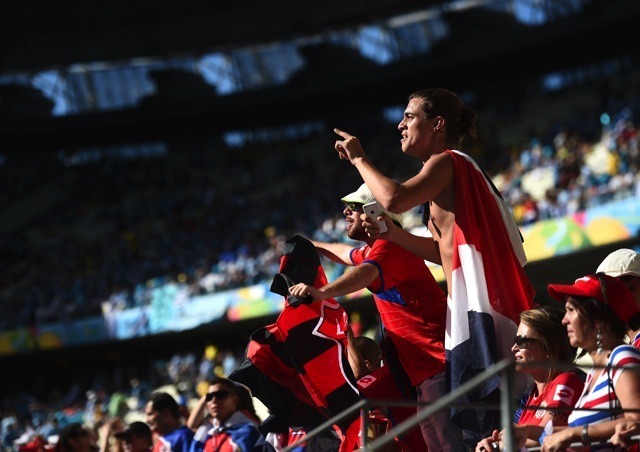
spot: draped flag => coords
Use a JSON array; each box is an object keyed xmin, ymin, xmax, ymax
[
  {"xmin": 230, "ymin": 235, "xmax": 360, "ymax": 449},
  {"xmin": 445, "ymin": 150, "xmax": 536, "ymax": 432}
]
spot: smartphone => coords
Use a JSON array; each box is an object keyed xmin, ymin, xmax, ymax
[{"xmin": 362, "ymin": 201, "xmax": 387, "ymax": 233}]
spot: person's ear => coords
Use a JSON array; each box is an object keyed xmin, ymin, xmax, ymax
[{"xmin": 433, "ymin": 116, "xmax": 445, "ymax": 132}]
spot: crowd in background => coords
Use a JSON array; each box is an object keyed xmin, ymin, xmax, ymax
[
  {"xmin": 2, "ymin": 75, "xmax": 640, "ymax": 334},
  {"xmin": 0, "ymin": 345, "xmax": 243, "ymax": 450},
  {"xmin": 0, "ymin": 318, "xmax": 384, "ymax": 451},
  {"xmin": 2, "ymin": 71, "xmax": 640, "ymax": 449}
]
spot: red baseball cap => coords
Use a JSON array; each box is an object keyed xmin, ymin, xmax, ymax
[{"xmin": 548, "ymin": 273, "xmax": 639, "ymax": 325}]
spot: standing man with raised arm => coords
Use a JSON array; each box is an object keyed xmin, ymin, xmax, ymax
[
  {"xmin": 333, "ymin": 88, "xmax": 536, "ymax": 435},
  {"xmin": 289, "ymin": 183, "xmax": 465, "ymax": 451}
]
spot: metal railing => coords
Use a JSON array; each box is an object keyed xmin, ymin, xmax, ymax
[
  {"xmin": 281, "ymin": 359, "xmax": 640, "ymax": 451},
  {"xmin": 282, "ymin": 358, "xmax": 516, "ymax": 451}
]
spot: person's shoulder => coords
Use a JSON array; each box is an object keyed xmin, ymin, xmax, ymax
[
  {"xmin": 357, "ymin": 366, "xmax": 388, "ymax": 391},
  {"xmin": 372, "ymin": 239, "xmax": 398, "ymax": 251},
  {"xmin": 371, "ymin": 239, "xmax": 424, "ymax": 264},
  {"xmin": 609, "ymin": 344, "xmax": 640, "ymax": 366},
  {"xmin": 611, "ymin": 343, "xmax": 640, "ymax": 361},
  {"xmin": 423, "ymin": 150, "xmax": 454, "ymax": 168},
  {"xmin": 227, "ymin": 421, "xmax": 260, "ymax": 433},
  {"xmin": 553, "ymin": 371, "xmax": 584, "ymax": 387},
  {"xmin": 613, "ymin": 343, "xmax": 640, "ymax": 354},
  {"xmin": 176, "ymin": 425, "xmax": 195, "ymax": 439},
  {"xmin": 374, "ymin": 238, "xmax": 414, "ymax": 255}
]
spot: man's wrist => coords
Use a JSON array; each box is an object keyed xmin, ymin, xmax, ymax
[{"xmin": 581, "ymin": 424, "xmax": 590, "ymax": 446}]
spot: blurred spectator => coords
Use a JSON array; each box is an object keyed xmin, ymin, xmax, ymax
[
  {"xmin": 56, "ymin": 423, "xmax": 96, "ymax": 452},
  {"xmin": 188, "ymin": 378, "xmax": 268, "ymax": 452},
  {"xmin": 99, "ymin": 419, "xmax": 152, "ymax": 452},
  {"xmin": 144, "ymin": 393, "xmax": 193, "ymax": 452}
]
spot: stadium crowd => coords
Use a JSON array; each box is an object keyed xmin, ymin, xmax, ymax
[
  {"xmin": 2, "ymin": 82, "xmax": 640, "ymax": 334},
  {"xmin": 2, "ymin": 75, "xmax": 640, "ymax": 450}
]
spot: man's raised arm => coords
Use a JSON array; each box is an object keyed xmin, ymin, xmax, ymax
[{"xmin": 310, "ymin": 239, "xmax": 355, "ymax": 266}]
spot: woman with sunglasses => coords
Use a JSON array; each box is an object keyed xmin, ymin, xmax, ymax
[
  {"xmin": 475, "ymin": 306, "xmax": 583, "ymax": 451},
  {"xmin": 188, "ymin": 377, "xmax": 271, "ymax": 452},
  {"xmin": 537, "ymin": 273, "xmax": 640, "ymax": 451}
]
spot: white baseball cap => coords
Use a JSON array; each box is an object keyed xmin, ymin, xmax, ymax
[
  {"xmin": 341, "ymin": 183, "xmax": 404, "ymax": 227},
  {"xmin": 596, "ymin": 248, "xmax": 640, "ymax": 278}
]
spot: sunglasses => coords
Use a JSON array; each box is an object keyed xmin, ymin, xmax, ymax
[
  {"xmin": 205, "ymin": 390, "xmax": 231, "ymax": 402},
  {"xmin": 345, "ymin": 202, "xmax": 364, "ymax": 213},
  {"xmin": 514, "ymin": 335, "xmax": 538, "ymax": 349}
]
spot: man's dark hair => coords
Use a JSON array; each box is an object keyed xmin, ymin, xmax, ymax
[
  {"xmin": 210, "ymin": 376, "xmax": 258, "ymax": 416},
  {"xmin": 150, "ymin": 392, "xmax": 181, "ymax": 418},
  {"xmin": 409, "ymin": 88, "xmax": 478, "ymax": 147},
  {"xmin": 354, "ymin": 336, "xmax": 381, "ymax": 367},
  {"xmin": 56, "ymin": 423, "xmax": 88, "ymax": 452},
  {"xmin": 568, "ymin": 296, "xmax": 628, "ymax": 359}
]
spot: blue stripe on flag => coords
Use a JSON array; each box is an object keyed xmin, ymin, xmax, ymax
[{"xmin": 447, "ymin": 311, "xmax": 500, "ymax": 434}]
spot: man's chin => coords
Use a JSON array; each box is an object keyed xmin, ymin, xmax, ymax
[{"xmin": 348, "ymin": 230, "xmax": 367, "ymax": 241}]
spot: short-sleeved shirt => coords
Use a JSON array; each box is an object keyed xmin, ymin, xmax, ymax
[
  {"xmin": 350, "ymin": 239, "xmax": 446, "ymax": 385},
  {"xmin": 568, "ymin": 344, "xmax": 640, "ymax": 427},
  {"xmin": 197, "ymin": 412, "xmax": 268, "ymax": 452},
  {"xmin": 357, "ymin": 365, "xmax": 427, "ymax": 451},
  {"xmin": 517, "ymin": 372, "xmax": 583, "ymax": 426},
  {"xmin": 153, "ymin": 426, "xmax": 194, "ymax": 452}
]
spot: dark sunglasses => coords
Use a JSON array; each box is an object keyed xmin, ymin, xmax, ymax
[
  {"xmin": 345, "ymin": 202, "xmax": 364, "ymax": 212},
  {"xmin": 514, "ymin": 335, "xmax": 538, "ymax": 349},
  {"xmin": 205, "ymin": 390, "xmax": 231, "ymax": 402}
]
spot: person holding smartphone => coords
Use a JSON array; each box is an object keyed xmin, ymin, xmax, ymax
[
  {"xmin": 332, "ymin": 88, "xmax": 536, "ymax": 438},
  {"xmin": 288, "ymin": 183, "xmax": 465, "ymax": 451}
]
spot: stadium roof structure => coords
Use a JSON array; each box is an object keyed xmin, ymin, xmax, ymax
[
  {"xmin": 1, "ymin": 0, "xmax": 447, "ymax": 74},
  {"xmin": 2, "ymin": 0, "xmax": 640, "ymax": 150}
]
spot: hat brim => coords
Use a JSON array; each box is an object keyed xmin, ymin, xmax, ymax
[
  {"xmin": 340, "ymin": 194, "xmax": 361, "ymax": 204},
  {"xmin": 547, "ymin": 283, "xmax": 588, "ymax": 302},
  {"xmin": 607, "ymin": 270, "xmax": 640, "ymax": 279}
]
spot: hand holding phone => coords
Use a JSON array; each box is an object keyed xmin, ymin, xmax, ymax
[{"xmin": 363, "ymin": 201, "xmax": 387, "ymax": 233}]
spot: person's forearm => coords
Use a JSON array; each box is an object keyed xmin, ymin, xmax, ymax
[
  {"xmin": 351, "ymin": 157, "xmax": 404, "ymax": 212},
  {"xmin": 387, "ymin": 227, "xmax": 441, "ymax": 265},
  {"xmin": 320, "ymin": 264, "xmax": 378, "ymax": 300},
  {"xmin": 346, "ymin": 326, "xmax": 368, "ymax": 380},
  {"xmin": 99, "ymin": 433, "xmax": 110, "ymax": 452},
  {"xmin": 186, "ymin": 397, "xmax": 207, "ymax": 431},
  {"xmin": 515, "ymin": 424, "xmax": 544, "ymax": 442},
  {"xmin": 310, "ymin": 239, "xmax": 353, "ymax": 265},
  {"xmin": 586, "ymin": 419, "xmax": 640, "ymax": 443}
]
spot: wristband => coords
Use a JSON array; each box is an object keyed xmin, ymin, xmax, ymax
[{"xmin": 581, "ymin": 424, "xmax": 590, "ymax": 446}]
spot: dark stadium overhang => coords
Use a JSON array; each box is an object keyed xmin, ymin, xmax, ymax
[
  {"xmin": 0, "ymin": 0, "xmax": 443, "ymax": 74},
  {"xmin": 2, "ymin": 0, "xmax": 640, "ymax": 151}
]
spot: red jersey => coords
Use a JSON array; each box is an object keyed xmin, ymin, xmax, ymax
[
  {"xmin": 517, "ymin": 372, "xmax": 583, "ymax": 426},
  {"xmin": 357, "ymin": 366, "xmax": 427, "ymax": 451},
  {"xmin": 350, "ymin": 239, "xmax": 446, "ymax": 384}
]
